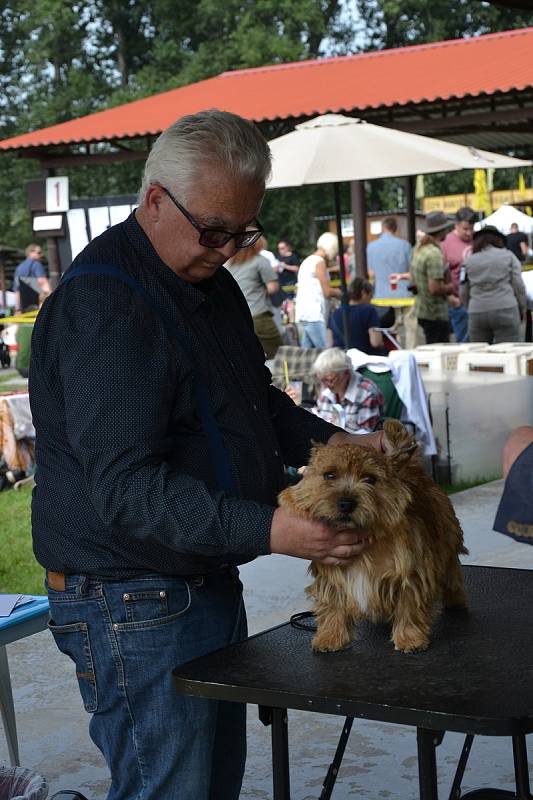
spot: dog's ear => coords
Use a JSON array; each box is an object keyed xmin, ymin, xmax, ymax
[
  {"xmin": 388, "ymin": 440, "xmax": 419, "ymax": 468},
  {"xmin": 383, "ymin": 419, "xmax": 418, "ymax": 467},
  {"xmin": 382, "ymin": 419, "xmax": 412, "ymax": 450},
  {"xmin": 308, "ymin": 439, "xmax": 325, "ymax": 461}
]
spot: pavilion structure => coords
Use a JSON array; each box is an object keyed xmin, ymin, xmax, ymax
[{"xmin": 0, "ymin": 26, "xmax": 531, "ymax": 276}]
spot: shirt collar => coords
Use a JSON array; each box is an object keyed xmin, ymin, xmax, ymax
[
  {"xmin": 123, "ymin": 211, "xmax": 218, "ymax": 312},
  {"xmin": 343, "ymin": 372, "xmax": 361, "ymax": 403}
]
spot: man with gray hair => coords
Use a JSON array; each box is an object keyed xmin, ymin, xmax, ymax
[{"xmin": 30, "ymin": 110, "xmax": 385, "ymax": 799}]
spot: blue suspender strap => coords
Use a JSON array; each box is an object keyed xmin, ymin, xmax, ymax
[{"xmin": 60, "ymin": 264, "xmax": 238, "ymax": 497}]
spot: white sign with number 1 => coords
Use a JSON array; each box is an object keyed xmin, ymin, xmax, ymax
[{"xmin": 46, "ymin": 176, "xmax": 69, "ymax": 213}]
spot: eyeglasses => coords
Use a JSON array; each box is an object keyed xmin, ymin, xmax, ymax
[
  {"xmin": 319, "ymin": 370, "xmax": 348, "ymax": 385},
  {"xmin": 161, "ymin": 186, "xmax": 263, "ymax": 249}
]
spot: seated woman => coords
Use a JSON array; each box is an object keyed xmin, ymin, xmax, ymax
[
  {"xmin": 328, "ymin": 277, "xmax": 385, "ymax": 354},
  {"xmin": 494, "ymin": 426, "xmax": 533, "ymax": 543},
  {"xmin": 311, "ymin": 348, "xmax": 384, "ymax": 433}
]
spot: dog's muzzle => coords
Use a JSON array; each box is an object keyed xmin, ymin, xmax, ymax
[{"xmin": 337, "ymin": 496, "xmax": 358, "ymax": 514}]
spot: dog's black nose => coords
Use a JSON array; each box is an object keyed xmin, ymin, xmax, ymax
[{"xmin": 337, "ymin": 496, "xmax": 357, "ymax": 514}]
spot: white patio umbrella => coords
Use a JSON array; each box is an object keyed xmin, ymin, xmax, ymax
[
  {"xmin": 267, "ymin": 114, "xmax": 531, "ymax": 345},
  {"xmin": 268, "ymin": 114, "xmax": 530, "ymax": 188}
]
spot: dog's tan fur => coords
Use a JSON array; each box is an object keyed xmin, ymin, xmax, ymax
[{"xmin": 278, "ymin": 420, "xmax": 468, "ymax": 653}]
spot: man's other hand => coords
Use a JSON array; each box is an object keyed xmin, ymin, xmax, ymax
[{"xmin": 270, "ymin": 507, "xmax": 373, "ymax": 565}]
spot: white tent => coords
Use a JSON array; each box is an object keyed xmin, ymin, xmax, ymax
[{"xmin": 474, "ymin": 204, "xmax": 533, "ymax": 234}]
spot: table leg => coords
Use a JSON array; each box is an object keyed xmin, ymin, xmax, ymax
[
  {"xmin": 271, "ymin": 707, "xmax": 291, "ymax": 800},
  {"xmin": 0, "ymin": 644, "xmax": 20, "ymax": 766},
  {"xmin": 512, "ymin": 734, "xmax": 532, "ymax": 800},
  {"xmin": 417, "ymin": 728, "xmax": 443, "ymax": 800}
]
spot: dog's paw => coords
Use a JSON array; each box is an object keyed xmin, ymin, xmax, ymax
[
  {"xmin": 311, "ymin": 630, "xmax": 351, "ymax": 652},
  {"xmin": 392, "ymin": 632, "xmax": 430, "ymax": 653}
]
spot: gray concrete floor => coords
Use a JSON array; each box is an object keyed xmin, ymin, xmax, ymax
[{"xmin": 2, "ymin": 479, "xmax": 533, "ymax": 798}]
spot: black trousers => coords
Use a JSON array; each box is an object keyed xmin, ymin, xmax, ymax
[{"xmin": 418, "ymin": 317, "xmax": 450, "ymax": 345}]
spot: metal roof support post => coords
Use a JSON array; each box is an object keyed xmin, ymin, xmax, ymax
[{"xmin": 350, "ymin": 180, "xmax": 367, "ymax": 278}]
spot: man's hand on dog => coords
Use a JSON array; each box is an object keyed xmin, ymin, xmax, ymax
[
  {"xmin": 270, "ymin": 507, "xmax": 373, "ymax": 565},
  {"xmin": 328, "ymin": 429, "xmax": 393, "ymax": 453}
]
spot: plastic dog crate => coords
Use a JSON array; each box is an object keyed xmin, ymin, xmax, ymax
[{"xmin": 455, "ymin": 350, "xmax": 532, "ymax": 375}]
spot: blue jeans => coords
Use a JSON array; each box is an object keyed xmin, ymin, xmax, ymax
[
  {"xmin": 448, "ymin": 304, "xmax": 469, "ymax": 343},
  {"xmin": 298, "ymin": 320, "xmax": 328, "ymax": 348},
  {"xmin": 47, "ymin": 570, "xmax": 247, "ymax": 800}
]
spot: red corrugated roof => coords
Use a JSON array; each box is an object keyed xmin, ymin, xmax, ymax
[{"xmin": 1, "ymin": 27, "xmax": 532, "ymax": 151}]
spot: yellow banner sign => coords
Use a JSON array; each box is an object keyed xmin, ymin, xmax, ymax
[{"xmin": 422, "ymin": 189, "xmax": 533, "ymax": 214}]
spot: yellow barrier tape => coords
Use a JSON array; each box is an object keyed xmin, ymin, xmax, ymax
[
  {"xmin": 282, "ymin": 280, "xmax": 415, "ymax": 307},
  {"xmin": 1, "ymin": 311, "xmax": 38, "ymax": 325},
  {"xmin": 371, "ymin": 298, "xmax": 415, "ymax": 308}
]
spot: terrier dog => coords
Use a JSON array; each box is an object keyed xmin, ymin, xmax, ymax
[{"xmin": 278, "ymin": 420, "xmax": 468, "ymax": 653}]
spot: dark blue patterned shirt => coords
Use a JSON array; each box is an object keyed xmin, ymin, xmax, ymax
[{"xmin": 30, "ymin": 213, "xmax": 338, "ymax": 577}]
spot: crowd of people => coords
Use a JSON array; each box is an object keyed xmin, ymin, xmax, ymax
[
  {"xmin": 389, "ymin": 208, "xmax": 530, "ymax": 346},
  {"xmin": 219, "ymin": 204, "xmax": 532, "ymax": 363},
  {"xmin": 10, "ymin": 207, "xmax": 530, "ymax": 368}
]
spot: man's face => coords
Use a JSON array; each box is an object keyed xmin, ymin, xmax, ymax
[
  {"xmin": 30, "ymin": 247, "xmax": 43, "ymax": 260},
  {"xmin": 278, "ymin": 241, "xmax": 289, "ymax": 257},
  {"xmin": 455, "ymin": 220, "xmax": 473, "ymax": 243},
  {"xmin": 143, "ymin": 168, "xmax": 264, "ymax": 283}
]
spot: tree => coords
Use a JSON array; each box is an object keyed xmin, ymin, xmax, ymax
[
  {"xmin": 353, "ymin": 0, "xmax": 533, "ymax": 51},
  {"xmin": 0, "ymin": 0, "xmax": 531, "ymax": 254},
  {"xmin": 0, "ymin": 0, "xmax": 349, "ymax": 251}
]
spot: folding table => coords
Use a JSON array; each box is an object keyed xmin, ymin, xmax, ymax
[
  {"xmin": 0, "ymin": 595, "xmax": 49, "ymax": 765},
  {"xmin": 173, "ymin": 565, "xmax": 533, "ymax": 799}
]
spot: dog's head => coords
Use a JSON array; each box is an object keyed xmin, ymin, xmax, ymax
[{"xmin": 280, "ymin": 426, "xmax": 416, "ymax": 537}]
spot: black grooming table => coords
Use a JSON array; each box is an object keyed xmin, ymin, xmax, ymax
[{"xmin": 173, "ymin": 565, "xmax": 533, "ymax": 799}]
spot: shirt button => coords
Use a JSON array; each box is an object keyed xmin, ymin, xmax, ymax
[
  {"xmin": 123, "ymin": 593, "xmax": 130, "ymax": 601},
  {"xmin": 274, "ymin": 449, "xmax": 279, "ymax": 457},
  {"xmin": 253, "ymin": 404, "xmax": 258, "ymax": 411},
  {"xmin": 159, "ymin": 591, "xmax": 166, "ymax": 598}
]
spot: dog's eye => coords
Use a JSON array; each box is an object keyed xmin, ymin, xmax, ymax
[
  {"xmin": 323, "ymin": 471, "xmax": 337, "ymax": 481},
  {"xmin": 362, "ymin": 475, "xmax": 377, "ymax": 485}
]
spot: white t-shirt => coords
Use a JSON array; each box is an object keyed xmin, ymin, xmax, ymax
[
  {"xmin": 295, "ymin": 254, "xmax": 326, "ymax": 323},
  {"xmin": 260, "ymin": 248, "xmax": 281, "ymax": 272}
]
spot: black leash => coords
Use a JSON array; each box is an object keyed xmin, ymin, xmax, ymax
[{"xmin": 289, "ymin": 610, "xmax": 317, "ymax": 632}]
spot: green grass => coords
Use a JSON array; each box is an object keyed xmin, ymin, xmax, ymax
[
  {"xmin": 0, "ymin": 485, "xmax": 45, "ymax": 594},
  {"xmin": 441, "ymin": 476, "xmax": 500, "ymax": 495},
  {"xmin": 0, "ymin": 368, "xmax": 28, "ymax": 395},
  {"xmin": 0, "ymin": 385, "xmax": 28, "ymax": 394}
]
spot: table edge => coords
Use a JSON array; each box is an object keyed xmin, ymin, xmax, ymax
[{"xmin": 172, "ymin": 674, "xmax": 533, "ymax": 737}]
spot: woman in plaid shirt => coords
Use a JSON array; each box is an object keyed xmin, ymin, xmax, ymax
[{"xmin": 312, "ymin": 348, "xmax": 384, "ymax": 433}]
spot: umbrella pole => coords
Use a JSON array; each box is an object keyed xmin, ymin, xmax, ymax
[
  {"xmin": 405, "ymin": 176, "xmax": 417, "ymax": 245},
  {"xmin": 333, "ymin": 182, "xmax": 350, "ymax": 348}
]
